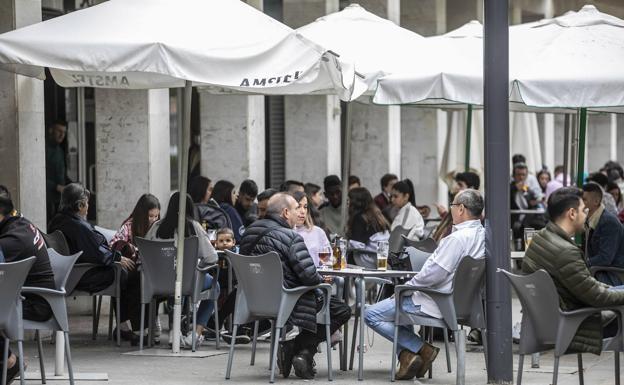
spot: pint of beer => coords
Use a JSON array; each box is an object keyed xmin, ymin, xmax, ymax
[{"xmin": 377, "ymin": 241, "xmax": 389, "ymax": 271}]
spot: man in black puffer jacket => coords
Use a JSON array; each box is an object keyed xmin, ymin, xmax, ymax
[{"xmin": 240, "ymin": 193, "xmax": 351, "ymax": 379}]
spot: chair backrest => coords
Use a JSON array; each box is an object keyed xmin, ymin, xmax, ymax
[
  {"xmin": 94, "ymin": 225, "xmax": 116, "ymax": 244},
  {"xmin": 42, "ymin": 230, "xmax": 70, "ymax": 256},
  {"xmin": 452, "ymin": 257, "xmax": 486, "ymax": 327},
  {"xmin": 352, "ymin": 249, "xmax": 377, "ymax": 269},
  {"xmin": 500, "ymin": 269, "xmax": 559, "ymax": 345},
  {"xmin": 402, "ymin": 236, "xmax": 437, "ymax": 253},
  {"xmin": 135, "ymin": 237, "xmax": 199, "ymax": 299},
  {"xmin": 0, "ymin": 257, "xmax": 36, "ymax": 333},
  {"xmin": 47, "ymin": 248, "xmax": 83, "ymax": 292},
  {"xmin": 403, "ymin": 246, "xmax": 431, "ymax": 271},
  {"xmin": 388, "ymin": 226, "xmax": 410, "ymax": 255},
  {"xmin": 225, "ymin": 250, "xmax": 284, "ymax": 320}
]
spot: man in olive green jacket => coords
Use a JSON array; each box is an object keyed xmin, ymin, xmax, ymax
[{"xmin": 522, "ymin": 187, "xmax": 624, "ymax": 354}]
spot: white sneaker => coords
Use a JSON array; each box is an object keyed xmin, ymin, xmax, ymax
[{"xmin": 181, "ymin": 333, "xmax": 204, "ymax": 349}]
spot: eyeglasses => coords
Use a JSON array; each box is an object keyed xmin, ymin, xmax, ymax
[{"xmin": 449, "ymin": 203, "xmax": 462, "ymax": 207}]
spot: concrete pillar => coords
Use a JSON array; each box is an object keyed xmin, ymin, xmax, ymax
[
  {"xmin": 199, "ymin": 94, "xmax": 265, "ymax": 186},
  {"xmin": 0, "ymin": 0, "xmax": 46, "ymax": 229},
  {"xmin": 94, "ymin": 89, "xmax": 170, "ymax": 229},
  {"xmin": 282, "ymin": 0, "xmax": 340, "ymax": 187}
]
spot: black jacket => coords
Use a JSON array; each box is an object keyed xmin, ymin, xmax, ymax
[
  {"xmin": 586, "ymin": 209, "xmax": 624, "ymax": 285},
  {"xmin": 0, "ymin": 215, "xmax": 55, "ymax": 289},
  {"xmin": 239, "ymin": 215, "xmax": 322, "ymax": 332},
  {"xmin": 48, "ymin": 211, "xmax": 117, "ymax": 266}
]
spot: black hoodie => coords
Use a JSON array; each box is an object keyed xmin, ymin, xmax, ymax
[{"xmin": 0, "ymin": 215, "xmax": 55, "ymax": 289}]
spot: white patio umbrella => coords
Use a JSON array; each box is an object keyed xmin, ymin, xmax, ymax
[{"xmin": 0, "ymin": 0, "xmax": 364, "ymax": 354}]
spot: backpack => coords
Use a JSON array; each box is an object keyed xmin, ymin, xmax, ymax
[{"xmin": 196, "ymin": 200, "xmax": 232, "ymax": 230}]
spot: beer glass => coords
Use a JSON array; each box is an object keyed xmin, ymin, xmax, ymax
[
  {"xmin": 523, "ymin": 228, "xmax": 536, "ymax": 251},
  {"xmin": 377, "ymin": 240, "xmax": 389, "ymax": 271}
]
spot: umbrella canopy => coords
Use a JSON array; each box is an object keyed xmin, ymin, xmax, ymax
[
  {"xmin": 297, "ymin": 3, "xmax": 426, "ymax": 94},
  {"xmin": 0, "ymin": 0, "xmax": 364, "ymax": 100}
]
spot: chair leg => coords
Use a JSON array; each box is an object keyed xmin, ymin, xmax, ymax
[
  {"xmin": 91, "ymin": 296, "xmax": 98, "ymax": 340},
  {"xmin": 250, "ymin": 321, "xmax": 259, "ymax": 366},
  {"xmin": 225, "ymin": 324, "xmax": 238, "ymax": 380},
  {"xmin": 148, "ymin": 300, "xmax": 154, "ymax": 348},
  {"xmin": 325, "ymin": 323, "xmax": 333, "ymax": 381},
  {"xmin": 107, "ymin": 299, "xmax": 113, "ymax": 341},
  {"xmin": 214, "ymin": 299, "xmax": 220, "ymax": 350},
  {"xmin": 391, "ymin": 325, "xmax": 399, "ymax": 382},
  {"xmin": 443, "ymin": 328, "xmax": 452, "ymax": 373},
  {"xmin": 455, "ymin": 329, "xmax": 466, "ymax": 385},
  {"xmin": 615, "ymin": 351, "xmax": 620, "ymax": 385},
  {"xmin": 577, "ymin": 354, "xmax": 584, "ymax": 385},
  {"xmin": 2, "ymin": 337, "xmax": 9, "ymax": 385},
  {"xmin": 36, "ymin": 330, "xmax": 46, "ymax": 384},
  {"xmin": 192, "ymin": 302, "xmax": 197, "ymax": 352},
  {"xmin": 139, "ymin": 303, "xmax": 145, "ymax": 351},
  {"xmin": 269, "ymin": 327, "xmax": 282, "ymax": 383},
  {"xmin": 116, "ymin": 294, "xmax": 121, "ymax": 347},
  {"xmin": 553, "ymin": 356, "xmax": 560, "ymax": 385},
  {"xmin": 517, "ymin": 354, "xmax": 524, "ymax": 385},
  {"xmin": 17, "ymin": 340, "xmax": 25, "ymax": 385},
  {"xmin": 349, "ymin": 314, "xmax": 358, "ymax": 370},
  {"xmin": 531, "ymin": 352, "xmax": 541, "ymax": 368},
  {"xmin": 64, "ymin": 332, "xmax": 75, "ymax": 385},
  {"xmin": 481, "ymin": 328, "xmax": 489, "ymax": 372},
  {"xmin": 428, "ymin": 327, "xmax": 434, "ymax": 379},
  {"xmin": 268, "ymin": 321, "xmax": 276, "ymax": 371},
  {"xmin": 95, "ymin": 296, "xmax": 103, "ymax": 338}
]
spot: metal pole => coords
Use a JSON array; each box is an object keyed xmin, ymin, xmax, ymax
[
  {"xmin": 55, "ymin": 331, "xmax": 65, "ymax": 375},
  {"xmin": 576, "ymin": 108, "xmax": 587, "ymax": 187},
  {"xmin": 465, "ymin": 104, "xmax": 473, "ymax": 171},
  {"xmin": 563, "ymin": 114, "xmax": 570, "ymax": 187},
  {"xmin": 171, "ymin": 80, "xmax": 192, "ymax": 353},
  {"xmin": 339, "ymin": 102, "xmax": 352, "ymax": 236},
  {"xmin": 484, "ymin": 0, "xmax": 513, "ymax": 382}
]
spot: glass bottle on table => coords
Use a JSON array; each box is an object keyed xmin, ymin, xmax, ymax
[
  {"xmin": 339, "ymin": 238, "xmax": 347, "ymax": 269},
  {"xmin": 332, "ymin": 238, "xmax": 342, "ymax": 270}
]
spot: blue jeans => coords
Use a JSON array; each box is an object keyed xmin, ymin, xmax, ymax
[
  {"xmin": 196, "ymin": 274, "xmax": 220, "ymax": 327},
  {"xmin": 364, "ymin": 296, "xmax": 428, "ymax": 354}
]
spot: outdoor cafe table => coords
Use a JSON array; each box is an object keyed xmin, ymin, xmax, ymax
[{"xmin": 319, "ymin": 265, "xmax": 417, "ymax": 380}]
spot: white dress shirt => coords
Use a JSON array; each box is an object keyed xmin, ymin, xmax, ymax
[
  {"xmin": 407, "ymin": 219, "xmax": 485, "ymax": 318},
  {"xmin": 391, "ymin": 204, "xmax": 425, "ymax": 240}
]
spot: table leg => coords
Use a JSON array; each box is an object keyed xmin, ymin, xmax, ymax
[
  {"xmin": 227, "ymin": 263, "xmax": 233, "ymax": 333},
  {"xmin": 358, "ymin": 278, "xmax": 366, "ymax": 381},
  {"xmin": 341, "ymin": 277, "xmax": 350, "ymax": 371}
]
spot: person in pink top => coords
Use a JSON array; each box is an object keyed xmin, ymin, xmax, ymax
[{"xmin": 292, "ymin": 191, "xmax": 330, "ymax": 267}]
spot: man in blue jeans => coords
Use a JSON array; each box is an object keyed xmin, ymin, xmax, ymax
[{"xmin": 365, "ymin": 189, "xmax": 485, "ymax": 380}]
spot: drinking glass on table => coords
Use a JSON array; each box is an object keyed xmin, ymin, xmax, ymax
[
  {"xmin": 523, "ymin": 228, "xmax": 536, "ymax": 251},
  {"xmin": 318, "ymin": 246, "xmax": 332, "ymax": 270},
  {"xmin": 377, "ymin": 240, "xmax": 389, "ymax": 271}
]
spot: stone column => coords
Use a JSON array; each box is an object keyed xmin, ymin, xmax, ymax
[
  {"xmin": 94, "ymin": 89, "xmax": 170, "ymax": 229},
  {"xmin": 199, "ymin": 94, "xmax": 265, "ymax": 186},
  {"xmin": 282, "ymin": 0, "xmax": 340, "ymax": 187},
  {"xmin": 0, "ymin": 0, "xmax": 46, "ymax": 228}
]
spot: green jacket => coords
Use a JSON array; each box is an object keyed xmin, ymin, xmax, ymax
[{"xmin": 522, "ymin": 222, "xmax": 624, "ymax": 354}]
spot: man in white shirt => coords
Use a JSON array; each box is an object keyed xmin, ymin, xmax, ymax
[{"xmin": 364, "ymin": 189, "xmax": 485, "ymax": 380}]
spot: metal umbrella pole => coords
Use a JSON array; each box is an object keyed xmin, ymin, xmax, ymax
[
  {"xmin": 339, "ymin": 102, "xmax": 353, "ymax": 235},
  {"xmin": 171, "ymin": 80, "xmax": 193, "ymax": 354},
  {"xmin": 563, "ymin": 114, "xmax": 570, "ymax": 187},
  {"xmin": 465, "ymin": 104, "xmax": 473, "ymax": 171},
  {"xmin": 576, "ymin": 108, "xmax": 588, "ymax": 187},
  {"xmin": 484, "ymin": 0, "xmax": 513, "ymax": 382}
]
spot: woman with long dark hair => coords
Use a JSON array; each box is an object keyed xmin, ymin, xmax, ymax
[
  {"xmin": 110, "ymin": 193, "xmax": 161, "ymax": 261},
  {"xmin": 145, "ymin": 191, "xmax": 218, "ymax": 348},
  {"xmin": 347, "ymin": 187, "xmax": 390, "ymax": 249},
  {"xmin": 390, "ymin": 179, "xmax": 425, "ymax": 240},
  {"xmin": 212, "ymin": 180, "xmax": 245, "ymax": 241},
  {"xmin": 189, "ymin": 176, "xmax": 213, "ymax": 204}
]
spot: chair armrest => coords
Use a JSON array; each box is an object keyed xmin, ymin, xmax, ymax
[
  {"xmin": 283, "ymin": 283, "xmax": 332, "ymax": 297},
  {"xmin": 589, "ymin": 266, "xmax": 624, "ymax": 276},
  {"xmin": 362, "ymin": 277, "xmax": 393, "ymax": 285},
  {"xmin": 21, "ymin": 286, "xmax": 66, "ymax": 297},
  {"xmin": 394, "ymin": 284, "xmax": 451, "ymax": 298},
  {"xmin": 197, "ymin": 263, "xmax": 219, "ymax": 273},
  {"xmin": 561, "ymin": 306, "xmax": 624, "ymax": 317},
  {"xmin": 349, "ymin": 248, "xmax": 376, "ymax": 256}
]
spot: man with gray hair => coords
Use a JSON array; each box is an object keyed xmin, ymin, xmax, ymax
[
  {"xmin": 240, "ymin": 193, "xmax": 351, "ymax": 380},
  {"xmin": 365, "ymin": 189, "xmax": 485, "ymax": 380}
]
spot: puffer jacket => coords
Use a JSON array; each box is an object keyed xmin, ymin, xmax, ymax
[
  {"xmin": 522, "ymin": 222, "xmax": 624, "ymax": 354},
  {"xmin": 240, "ymin": 215, "xmax": 322, "ymax": 332}
]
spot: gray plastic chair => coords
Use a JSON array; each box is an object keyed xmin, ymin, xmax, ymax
[
  {"xmin": 391, "ymin": 256, "xmax": 486, "ymax": 384},
  {"xmin": 22, "ymin": 249, "xmax": 82, "ymax": 385},
  {"xmin": 135, "ymin": 237, "xmax": 215, "ymax": 352},
  {"xmin": 389, "ymin": 226, "xmax": 410, "ymax": 255},
  {"xmin": 223, "ymin": 251, "xmax": 333, "ymax": 383},
  {"xmin": 0, "ymin": 257, "xmax": 35, "ymax": 385},
  {"xmin": 500, "ymin": 269, "xmax": 623, "ymax": 385},
  {"xmin": 42, "ymin": 231, "xmax": 70, "ymax": 256},
  {"xmin": 401, "ymin": 236, "xmax": 437, "ymax": 253}
]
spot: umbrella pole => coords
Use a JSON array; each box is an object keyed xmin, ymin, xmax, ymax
[
  {"xmin": 340, "ymin": 102, "xmax": 352, "ymax": 236},
  {"xmin": 576, "ymin": 108, "xmax": 587, "ymax": 187},
  {"xmin": 465, "ymin": 104, "xmax": 473, "ymax": 171},
  {"xmin": 563, "ymin": 114, "xmax": 570, "ymax": 187},
  {"xmin": 172, "ymin": 80, "xmax": 192, "ymax": 354}
]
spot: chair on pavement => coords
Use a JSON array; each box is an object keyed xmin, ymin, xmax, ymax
[
  {"xmin": 42, "ymin": 231, "xmax": 70, "ymax": 256},
  {"xmin": 500, "ymin": 268, "xmax": 623, "ymax": 385},
  {"xmin": 22, "ymin": 249, "xmax": 82, "ymax": 385},
  {"xmin": 0, "ymin": 257, "xmax": 35, "ymax": 385},
  {"xmin": 224, "ymin": 251, "xmax": 333, "ymax": 383},
  {"xmin": 388, "ymin": 226, "xmax": 410, "ymax": 256},
  {"xmin": 391, "ymin": 256, "xmax": 486, "ymax": 384},
  {"xmin": 401, "ymin": 236, "xmax": 437, "ymax": 253},
  {"xmin": 135, "ymin": 237, "xmax": 218, "ymax": 352}
]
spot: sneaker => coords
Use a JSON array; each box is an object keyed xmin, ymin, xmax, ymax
[
  {"xmin": 292, "ymin": 349, "xmax": 315, "ymax": 380},
  {"xmin": 182, "ymin": 333, "xmax": 204, "ymax": 349},
  {"xmin": 201, "ymin": 327, "xmax": 218, "ymax": 341},
  {"xmin": 221, "ymin": 333, "xmax": 251, "ymax": 345},
  {"xmin": 467, "ymin": 329, "xmax": 482, "ymax": 345},
  {"xmin": 330, "ymin": 330, "xmax": 343, "ymax": 347},
  {"xmin": 277, "ymin": 340, "xmax": 295, "ymax": 378}
]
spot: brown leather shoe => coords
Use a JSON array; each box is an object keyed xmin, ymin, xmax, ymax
[
  {"xmin": 395, "ymin": 349, "xmax": 423, "ymax": 380},
  {"xmin": 416, "ymin": 342, "xmax": 440, "ymax": 378}
]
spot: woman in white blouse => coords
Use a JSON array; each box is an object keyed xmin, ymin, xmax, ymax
[
  {"xmin": 390, "ymin": 179, "xmax": 425, "ymax": 240},
  {"xmin": 293, "ymin": 191, "xmax": 331, "ymax": 267}
]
